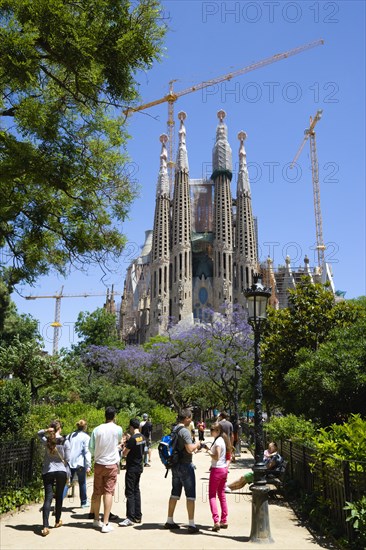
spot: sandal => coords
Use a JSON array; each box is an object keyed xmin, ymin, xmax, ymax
[
  {"xmin": 41, "ymin": 528, "xmax": 50, "ymax": 537},
  {"xmin": 54, "ymin": 520, "xmax": 62, "ymax": 528},
  {"xmin": 212, "ymin": 523, "xmax": 220, "ymax": 532}
]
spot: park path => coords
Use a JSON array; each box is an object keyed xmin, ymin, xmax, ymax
[{"xmin": 1, "ymin": 436, "xmax": 334, "ymax": 550}]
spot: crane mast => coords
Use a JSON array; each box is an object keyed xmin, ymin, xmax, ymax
[
  {"xmin": 125, "ymin": 39, "xmax": 324, "ymax": 195},
  {"xmin": 291, "ymin": 110, "xmax": 325, "ymax": 270},
  {"xmin": 25, "ymin": 287, "xmax": 121, "ymax": 355}
]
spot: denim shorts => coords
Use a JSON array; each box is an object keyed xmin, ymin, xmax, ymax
[{"xmin": 171, "ymin": 463, "xmax": 196, "ymax": 501}]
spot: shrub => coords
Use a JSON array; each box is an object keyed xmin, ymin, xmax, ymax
[
  {"xmin": 311, "ymin": 414, "xmax": 366, "ymax": 465},
  {"xmin": 150, "ymin": 404, "xmax": 176, "ymax": 434},
  {"xmin": 0, "ymin": 480, "xmax": 43, "ymax": 515},
  {"xmin": 0, "ymin": 378, "xmax": 31, "ymax": 439},
  {"xmin": 344, "ymin": 496, "xmax": 366, "ymax": 549},
  {"xmin": 266, "ymin": 414, "xmax": 316, "ymax": 444}
]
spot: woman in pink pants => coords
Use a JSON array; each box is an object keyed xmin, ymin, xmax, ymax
[{"xmin": 205, "ymin": 422, "xmax": 232, "ymax": 531}]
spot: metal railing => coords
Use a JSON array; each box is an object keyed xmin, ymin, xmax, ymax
[
  {"xmin": 0, "ymin": 438, "xmax": 43, "ymax": 495},
  {"xmin": 239, "ymin": 425, "xmax": 366, "ymax": 543}
]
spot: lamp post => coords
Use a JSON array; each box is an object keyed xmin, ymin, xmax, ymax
[
  {"xmin": 234, "ymin": 364, "xmax": 242, "ymax": 456},
  {"xmin": 244, "ymin": 275, "xmax": 272, "ymax": 543}
]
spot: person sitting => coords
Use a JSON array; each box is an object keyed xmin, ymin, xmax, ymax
[{"xmin": 225, "ymin": 442, "xmax": 283, "ymax": 492}]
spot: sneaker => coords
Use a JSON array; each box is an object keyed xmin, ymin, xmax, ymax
[
  {"xmin": 133, "ymin": 518, "xmax": 142, "ymax": 524},
  {"xmin": 224, "ymin": 487, "xmax": 232, "ymax": 493},
  {"xmin": 93, "ymin": 520, "xmax": 103, "ymax": 528},
  {"xmin": 101, "ymin": 523, "xmax": 114, "ymax": 533},
  {"xmin": 118, "ymin": 518, "xmax": 134, "ymax": 527},
  {"xmin": 212, "ymin": 523, "xmax": 220, "ymax": 532},
  {"xmin": 187, "ymin": 525, "xmax": 200, "ymax": 534},
  {"xmin": 81, "ymin": 501, "xmax": 90, "ymax": 508},
  {"xmin": 164, "ymin": 522, "xmax": 180, "ymax": 530},
  {"xmin": 144, "ymin": 463, "xmax": 151, "ymax": 467},
  {"xmin": 220, "ymin": 523, "xmax": 228, "ymax": 529}
]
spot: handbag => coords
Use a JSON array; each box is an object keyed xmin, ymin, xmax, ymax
[{"xmin": 55, "ymin": 446, "xmax": 72, "ymax": 487}]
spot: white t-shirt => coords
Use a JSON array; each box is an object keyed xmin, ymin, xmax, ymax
[
  {"xmin": 89, "ymin": 422, "xmax": 123, "ymax": 466},
  {"xmin": 210, "ymin": 436, "xmax": 227, "ymax": 468}
]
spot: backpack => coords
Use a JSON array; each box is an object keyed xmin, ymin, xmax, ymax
[{"xmin": 158, "ymin": 426, "xmax": 184, "ymax": 478}]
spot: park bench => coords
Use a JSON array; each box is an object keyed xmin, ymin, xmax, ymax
[{"xmin": 265, "ymin": 459, "xmax": 289, "ymax": 497}]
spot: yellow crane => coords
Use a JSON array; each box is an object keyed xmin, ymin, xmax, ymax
[
  {"xmin": 291, "ymin": 109, "xmax": 325, "ymax": 270},
  {"xmin": 124, "ymin": 39, "xmax": 324, "ymax": 193},
  {"xmin": 25, "ymin": 286, "xmax": 121, "ymax": 355}
]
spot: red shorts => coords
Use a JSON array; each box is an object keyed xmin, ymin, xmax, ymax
[{"xmin": 93, "ymin": 463, "xmax": 118, "ymax": 496}]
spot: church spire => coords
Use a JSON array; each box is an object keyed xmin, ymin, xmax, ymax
[
  {"xmin": 176, "ymin": 111, "xmax": 189, "ymax": 171},
  {"xmin": 150, "ymin": 134, "xmax": 171, "ymax": 337},
  {"xmin": 156, "ymin": 134, "xmax": 169, "ymax": 197},
  {"xmin": 234, "ymin": 130, "xmax": 258, "ymax": 303},
  {"xmin": 211, "ymin": 110, "xmax": 232, "ymax": 181},
  {"xmin": 237, "ymin": 131, "xmax": 250, "ymax": 195}
]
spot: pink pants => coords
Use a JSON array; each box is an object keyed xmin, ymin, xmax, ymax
[{"xmin": 209, "ymin": 467, "xmax": 228, "ymax": 524}]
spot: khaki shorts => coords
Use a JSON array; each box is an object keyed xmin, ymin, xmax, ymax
[{"xmin": 93, "ymin": 463, "xmax": 118, "ymax": 496}]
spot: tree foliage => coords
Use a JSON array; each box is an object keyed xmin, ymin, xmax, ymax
[
  {"xmin": 0, "ymin": 0, "xmax": 166, "ymax": 286},
  {"xmin": 285, "ymin": 310, "xmax": 366, "ymax": 424},
  {"xmin": 261, "ymin": 278, "xmax": 364, "ymax": 416},
  {"xmin": 93, "ymin": 307, "xmax": 254, "ymax": 412},
  {"xmin": 75, "ymin": 307, "xmax": 124, "ymax": 349},
  {"xmin": 0, "ymin": 337, "xmax": 63, "ymax": 400},
  {"xmin": 0, "ymin": 378, "xmax": 31, "ymax": 439}
]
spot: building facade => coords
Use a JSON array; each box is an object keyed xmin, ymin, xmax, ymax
[{"xmin": 119, "ymin": 111, "xmax": 334, "ymax": 344}]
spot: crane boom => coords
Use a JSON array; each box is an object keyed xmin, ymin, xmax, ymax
[
  {"xmin": 125, "ymin": 39, "xmax": 324, "ymax": 114},
  {"xmin": 25, "ymin": 288, "xmax": 121, "ymax": 354},
  {"xmin": 124, "ymin": 39, "xmax": 324, "ymax": 194},
  {"xmin": 291, "ymin": 110, "xmax": 325, "ymax": 269}
]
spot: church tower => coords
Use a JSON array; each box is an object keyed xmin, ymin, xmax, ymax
[
  {"xmin": 170, "ymin": 112, "xmax": 193, "ymax": 323},
  {"xmin": 234, "ymin": 131, "xmax": 258, "ymax": 304},
  {"xmin": 149, "ymin": 134, "xmax": 170, "ymax": 336},
  {"xmin": 212, "ymin": 110, "xmax": 233, "ymax": 310}
]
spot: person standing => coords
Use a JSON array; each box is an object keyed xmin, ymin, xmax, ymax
[
  {"xmin": 65, "ymin": 419, "xmax": 91, "ymax": 507},
  {"xmin": 139, "ymin": 413, "xmax": 152, "ymax": 467},
  {"xmin": 119, "ymin": 418, "xmax": 145, "ymax": 527},
  {"xmin": 89, "ymin": 406, "xmax": 123, "ymax": 533},
  {"xmin": 197, "ymin": 419, "xmax": 206, "ymax": 442},
  {"xmin": 205, "ymin": 422, "xmax": 231, "ymax": 531},
  {"xmin": 165, "ymin": 408, "xmax": 202, "ymax": 534},
  {"xmin": 38, "ymin": 420, "xmax": 71, "ymax": 537},
  {"xmin": 218, "ymin": 411, "xmax": 234, "ymax": 447}
]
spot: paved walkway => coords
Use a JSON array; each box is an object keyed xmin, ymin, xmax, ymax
[{"xmin": 1, "ymin": 436, "xmax": 334, "ymax": 550}]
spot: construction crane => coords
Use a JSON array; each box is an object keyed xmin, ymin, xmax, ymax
[
  {"xmin": 291, "ymin": 109, "xmax": 325, "ymax": 270},
  {"xmin": 124, "ymin": 39, "xmax": 324, "ymax": 193},
  {"xmin": 25, "ymin": 286, "xmax": 121, "ymax": 355}
]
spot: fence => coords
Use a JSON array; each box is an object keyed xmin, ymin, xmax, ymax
[
  {"xmin": 0, "ymin": 438, "xmax": 43, "ymax": 495},
  {"xmin": 279, "ymin": 439, "xmax": 366, "ymax": 542},
  {"xmin": 240, "ymin": 425, "xmax": 366, "ymax": 543}
]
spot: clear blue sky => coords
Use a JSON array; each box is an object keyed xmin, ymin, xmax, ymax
[{"xmin": 12, "ymin": 0, "xmax": 366, "ymax": 353}]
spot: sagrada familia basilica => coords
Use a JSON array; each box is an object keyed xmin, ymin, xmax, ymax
[{"xmin": 119, "ymin": 110, "xmax": 335, "ymax": 344}]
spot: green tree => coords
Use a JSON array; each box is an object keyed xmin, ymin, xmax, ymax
[
  {"xmin": 0, "ymin": 0, "xmax": 166, "ymax": 287},
  {"xmin": 285, "ymin": 312, "xmax": 366, "ymax": 424},
  {"xmin": 0, "ymin": 337, "xmax": 62, "ymax": 400},
  {"xmin": 261, "ymin": 278, "xmax": 362, "ymax": 413},
  {"xmin": 74, "ymin": 307, "xmax": 123, "ymax": 349}
]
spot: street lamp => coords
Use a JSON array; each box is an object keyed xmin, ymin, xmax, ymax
[
  {"xmin": 234, "ymin": 365, "xmax": 242, "ymax": 456},
  {"xmin": 243, "ymin": 274, "xmax": 272, "ymax": 543}
]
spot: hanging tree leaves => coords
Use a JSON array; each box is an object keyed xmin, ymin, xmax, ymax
[{"xmin": 0, "ymin": 0, "xmax": 167, "ymax": 287}]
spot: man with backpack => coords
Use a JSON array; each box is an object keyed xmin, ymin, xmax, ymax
[{"xmin": 165, "ymin": 408, "xmax": 202, "ymax": 534}]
